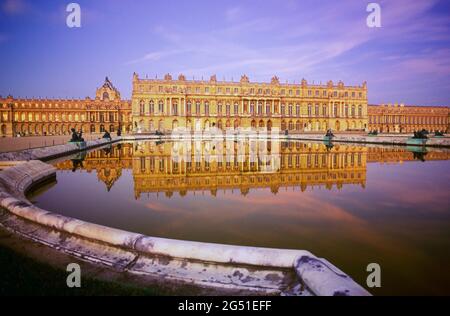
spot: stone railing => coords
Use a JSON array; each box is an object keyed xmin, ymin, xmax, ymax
[{"xmin": 0, "ymin": 155, "xmax": 370, "ymax": 296}]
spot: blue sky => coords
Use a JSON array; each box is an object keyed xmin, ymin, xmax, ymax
[{"xmin": 0, "ymin": 0, "xmax": 449, "ymax": 105}]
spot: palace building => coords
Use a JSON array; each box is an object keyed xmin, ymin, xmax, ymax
[
  {"xmin": 0, "ymin": 77, "xmax": 132, "ymax": 137},
  {"xmin": 368, "ymin": 103, "xmax": 449, "ymax": 133},
  {"xmin": 1, "ymin": 73, "xmax": 449, "ymax": 137},
  {"xmin": 131, "ymin": 73, "xmax": 369, "ymax": 133}
]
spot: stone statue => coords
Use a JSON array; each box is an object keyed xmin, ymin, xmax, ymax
[
  {"xmin": 412, "ymin": 130, "xmax": 428, "ymax": 139},
  {"xmin": 102, "ymin": 130, "xmax": 112, "ymax": 140},
  {"xmin": 325, "ymin": 129, "xmax": 335, "ymax": 137},
  {"xmin": 70, "ymin": 128, "xmax": 84, "ymax": 142}
]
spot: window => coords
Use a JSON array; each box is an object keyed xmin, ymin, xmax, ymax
[
  {"xmin": 196, "ymin": 102, "xmax": 201, "ymax": 115},
  {"xmin": 217, "ymin": 103, "xmax": 222, "ymax": 115},
  {"xmin": 266, "ymin": 103, "xmax": 271, "ymax": 116},
  {"xmin": 234, "ymin": 103, "xmax": 239, "ymax": 115},
  {"xmin": 204, "ymin": 102, "xmax": 209, "ymax": 115},
  {"xmin": 296, "ymin": 104, "xmax": 300, "ymax": 116},
  {"xmin": 158, "ymin": 100, "xmax": 164, "ymax": 113},
  {"xmin": 172, "ymin": 102, "xmax": 178, "ymax": 115},
  {"xmin": 307, "ymin": 104, "xmax": 312, "ymax": 117},
  {"xmin": 205, "ymin": 87, "xmax": 209, "ymax": 93},
  {"xmin": 226, "ymin": 104, "xmax": 231, "ymax": 116},
  {"xmin": 288, "ymin": 104, "xmax": 293, "ymax": 116},
  {"xmin": 139, "ymin": 100, "xmax": 145, "ymax": 115},
  {"xmin": 187, "ymin": 101, "xmax": 192, "ymax": 115},
  {"xmin": 234, "ymin": 88, "xmax": 239, "ymax": 94},
  {"xmin": 149, "ymin": 101, "xmax": 154, "ymax": 114}
]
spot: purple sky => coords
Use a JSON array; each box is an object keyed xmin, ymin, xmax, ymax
[{"xmin": 0, "ymin": 0, "xmax": 449, "ymax": 105}]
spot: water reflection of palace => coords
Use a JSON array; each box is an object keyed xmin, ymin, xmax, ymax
[{"xmin": 53, "ymin": 141, "xmax": 450, "ymax": 197}]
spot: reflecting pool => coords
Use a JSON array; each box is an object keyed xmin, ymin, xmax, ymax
[{"xmin": 29, "ymin": 139, "xmax": 450, "ymax": 295}]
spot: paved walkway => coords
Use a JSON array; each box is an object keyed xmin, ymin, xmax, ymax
[{"xmin": 0, "ymin": 134, "xmax": 105, "ymax": 153}]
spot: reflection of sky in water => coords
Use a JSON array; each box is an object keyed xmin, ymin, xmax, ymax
[{"xmin": 31, "ymin": 142, "xmax": 450, "ymax": 295}]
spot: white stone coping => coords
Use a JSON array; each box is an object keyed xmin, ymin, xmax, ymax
[
  {"xmin": 0, "ymin": 158, "xmax": 371, "ymax": 296},
  {"xmin": 0, "ymin": 137, "xmax": 121, "ymax": 161},
  {"xmin": 123, "ymin": 133, "xmax": 450, "ymax": 147}
]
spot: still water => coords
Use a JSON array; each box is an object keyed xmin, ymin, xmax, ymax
[{"xmin": 30, "ymin": 139, "xmax": 450, "ymax": 295}]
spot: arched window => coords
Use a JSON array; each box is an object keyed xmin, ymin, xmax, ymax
[
  {"xmin": 103, "ymin": 92, "xmax": 109, "ymax": 100},
  {"xmin": 139, "ymin": 100, "xmax": 145, "ymax": 115},
  {"xmin": 149, "ymin": 100, "xmax": 154, "ymax": 114},
  {"xmin": 187, "ymin": 101, "xmax": 192, "ymax": 115}
]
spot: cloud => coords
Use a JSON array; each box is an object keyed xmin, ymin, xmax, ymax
[
  {"xmin": 224, "ymin": 6, "xmax": 242, "ymax": 22},
  {"xmin": 2, "ymin": 0, "xmax": 29, "ymax": 15},
  {"xmin": 125, "ymin": 49, "xmax": 190, "ymax": 65},
  {"xmin": 0, "ymin": 33, "xmax": 8, "ymax": 44}
]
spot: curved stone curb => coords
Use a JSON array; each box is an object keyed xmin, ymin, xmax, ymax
[
  {"xmin": 0, "ymin": 137, "xmax": 121, "ymax": 161},
  {"xmin": 0, "ymin": 159, "xmax": 371, "ymax": 296}
]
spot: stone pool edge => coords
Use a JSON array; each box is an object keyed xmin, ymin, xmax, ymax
[{"xmin": 0, "ymin": 144, "xmax": 370, "ymax": 296}]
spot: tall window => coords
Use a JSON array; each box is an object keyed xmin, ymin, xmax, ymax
[
  {"xmin": 266, "ymin": 103, "xmax": 271, "ymax": 116},
  {"xmin": 149, "ymin": 101, "xmax": 154, "ymax": 114},
  {"xmin": 217, "ymin": 103, "xmax": 222, "ymax": 116},
  {"xmin": 139, "ymin": 100, "xmax": 145, "ymax": 115},
  {"xmin": 358, "ymin": 105, "xmax": 362, "ymax": 117},
  {"xmin": 234, "ymin": 103, "xmax": 239, "ymax": 115},
  {"xmin": 187, "ymin": 101, "xmax": 192, "ymax": 115},
  {"xmin": 288, "ymin": 104, "xmax": 293, "ymax": 117},
  {"xmin": 172, "ymin": 102, "xmax": 178, "ymax": 116},
  {"xmin": 158, "ymin": 101, "xmax": 164, "ymax": 113},
  {"xmin": 307, "ymin": 104, "xmax": 312, "ymax": 117},
  {"xmin": 226, "ymin": 103, "xmax": 230, "ymax": 116},
  {"xmin": 322, "ymin": 105, "xmax": 327, "ymax": 117},
  {"xmin": 204, "ymin": 102, "xmax": 209, "ymax": 116},
  {"xmin": 296, "ymin": 104, "xmax": 300, "ymax": 117},
  {"xmin": 281, "ymin": 104, "xmax": 285, "ymax": 116},
  {"xmin": 196, "ymin": 102, "xmax": 201, "ymax": 115},
  {"xmin": 258, "ymin": 102, "xmax": 263, "ymax": 116}
]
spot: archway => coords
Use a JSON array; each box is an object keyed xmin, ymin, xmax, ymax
[{"xmin": 267, "ymin": 120, "xmax": 272, "ymax": 131}]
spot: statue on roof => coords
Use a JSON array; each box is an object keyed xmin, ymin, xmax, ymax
[
  {"xmin": 271, "ymin": 76, "xmax": 280, "ymax": 85},
  {"xmin": 240, "ymin": 74, "xmax": 249, "ymax": 83}
]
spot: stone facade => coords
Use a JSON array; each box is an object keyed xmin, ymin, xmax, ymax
[
  {"xmin": 2, "ymin": 74, "xmax": 449, "ymax": 137},
  {"xmin": 368, "ymin": 103, "xmax": 449, "ymax": 133},
  {"xmin": 0, "ymin": 77, "xmax": 132, "ymax": 137},
  {"xmin": 131, "ymin": 73, "xmax": 369, "ymax": 133}
]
